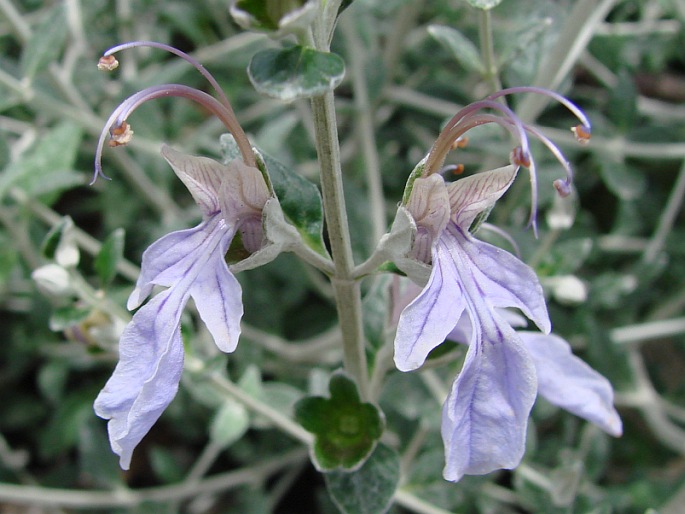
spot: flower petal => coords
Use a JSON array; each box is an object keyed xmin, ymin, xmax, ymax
[
  {"xmin": 447, "ymin": 165, "xmax": 518, "ymax": 229},
  {"xmin": 521, "ymin": 332, "xmax": 622, "ymax": 436},
  {"xmin": 94, "ymin": 288, "xmax": 186, "ymax": 469},
  {"xmin": 442, "ymin": 317, "xmax": 536, "ymax": 481},
  {"xmin": 394, "ymin": 242, "xmax": 466, "ymax": 371},
  {"xmin": 161, "ymin": 145, "xmax": 225, "ymax": 216},
  {"xmin": 190, "ymin": 243, "xmax": 243, "ymax": 353},
  {"xmin": 445, "ymin": 224, "xmax": 550, "ymax": 333},
  {"xmin": 406, "ymin": 175, "xmax": 451, "ymax": 246},
  {"xmin": 128, "ymin": 216, "xmax": 230, "ymax": 310},
  {"xmin": 219, "ymin": 159, "xmax": 271, "ymax": 225}
]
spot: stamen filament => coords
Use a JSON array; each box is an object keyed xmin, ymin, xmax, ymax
[
  {"xmin": 426, "ymin": 100, "xmax": 530, "ymax": 175},
  {"xmin": 103, "ymin": 41, "xmax": 232, "ymax": 110},
  {"xmin": 485, "ymin": 86, "xmax": 592, "ymax": 131},
  {"xmin": 94, "ymin": 41, "xmax": 255, "ymax": 183},
  {"xmin": 93, "ymin": 84, "xmax": 255, "ymax": 184}
]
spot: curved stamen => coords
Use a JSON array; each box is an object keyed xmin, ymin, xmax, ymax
[
  {"xmin": 93, "ymin": 84, "xmax": 256, "ymax": 184},
  {"xmin": 479, "ymin": 222, "xmax": 522, "ymax": 258},
  {"xmin": 426, "ymin": 100, "xmax": 530, "ymax": 175},
  {"xmin": 485, "ymin": 86, "xmax": 592, "ymax": 132},
  {"xmin": 103, "ymin": 41, "xmax": 232, "ymax": 111},
  {"xmin": 521, "ymin": 124, "xmax": 574, "ymax": 197}
]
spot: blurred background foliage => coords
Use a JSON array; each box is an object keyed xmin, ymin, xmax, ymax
[{"xmin": 0, "ymin": 0, "xmax": 685, "ymax": 512}]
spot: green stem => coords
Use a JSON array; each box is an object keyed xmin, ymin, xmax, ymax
[
  {"xmin": 642, "ymin": 158, "xmax": 685, "ymax": 264},
  {"xmin": 0, "ymin": 449, "xmax": 306, "ymax": 508},
  {"xmin": 310, "ymin": 92, "xmax": 370, "ymax": 399},
  {"xmin": 341, "ymin": 17, "xmax": 386, "ymax": 247},
  {"xmin": 478, "ymin": 9, "xmax": 502, "ymax": 94},
  {"xmin": 393, "ymin": 489, "xmax": 455, "ymax": 514},
  {"xmin": 192, "ymin": 361, "xmax": 313, "ymax": 444},
  {"xmin": 10, "ymin": 187, "xmax": 141, "ymax": 282}
]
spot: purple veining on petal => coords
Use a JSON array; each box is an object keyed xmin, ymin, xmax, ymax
[
  {"xmin": 128, "ymin": 216, "xmax": 230, "ymax": 309},
  {"xmin": 520, "ymin": 332, "xmax": 622, "ymax": 437},
  {"xmin": 394, "ymin": 245, "xmax": 466, "ymax": 371},
  {"xmin": 441, "ymin": 299, "xmax": 536, "ymax": 481},
  {"xmin": 445, "ymin": 224, "xmax": 550, "ymax": 333},
  {"xmin": 436, "ymin": 235, "xmax": 537, "ymax": 481},
  {"xmin": 94, "ymin": 288, "xmax": 186, "ymax": 469},
  {"xmin": 189, "ymin": 223, "xmax": 243, "ymax": 353}
]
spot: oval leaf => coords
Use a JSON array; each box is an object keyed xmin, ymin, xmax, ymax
[
  {"xmin": 210, "ymin": 399, "xmax": 250, "ymax": 448},
  {"xmin": 325, "ymin": 444, "xmax": 400, "ymax": 514},
  {"xmin": 427, "ymin": 25, "xmax": 484, "ymax": 74},
  {"xmin": 248, "ymin": 46, "xmax": 345, "ymax": 101},
  {"xmin": 20, "ymin": 5, "xmax": 68, "ymax": 80},
  {"xmin": 94, "ymin": 228, "xmax": 125, "ymax": 287}
]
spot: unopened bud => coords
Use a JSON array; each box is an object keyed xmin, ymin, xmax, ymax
[
  {"xmin": 32, "ymin": 264, "xmax": 72, "ymax": 297},
  {"xmin": 547, "ymin": 275, "xmax": 587, "ymax": 305}
]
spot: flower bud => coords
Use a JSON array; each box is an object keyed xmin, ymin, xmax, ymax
[{"xmin": 32, "ymin": 264, "xmax": 72, "ymax": 297}]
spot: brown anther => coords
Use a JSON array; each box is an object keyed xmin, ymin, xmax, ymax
[
  {"xmin": 450, "ymin": 136, "xmax": 469, "ymax": 150},
  {"xmin": 510, "ymin": 146, "xmax": 531, "ymax": 168},
  {"xmin": 571, "ymin": 124, "xmax": 591, "ymax": 145},
  {"xmin": 553, "ymin": 179, "xmax": 571, "ymax": 198},
  {"xmin": 97, "ymin": 55, "xmax": 119, "ymax": 71},
  {"xmin": 108, "ymin": 122, "xmax": 133, "ymax": 147},
  {"xmin": 452, "ymin": 164, "xmax": 465, "ymax": 175}
]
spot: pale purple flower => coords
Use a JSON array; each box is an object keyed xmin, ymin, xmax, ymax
[
  {"xmin": 391, "ymin": 89, "xmax": 620, "ymax": 482},
  {"xmin": 94, "ymin": 147, "xmax": 271, "ymax": 469},
  {"xmin": 447, "ymin": 311, "xmax": 622, "ymax": 438},
  {"xmin": 395, "ymin": 166, "xmax": 550, "ymax": 481},
  {"xmin": 92, "ymin": 42, "xmax": 273, "ymax": 469}
]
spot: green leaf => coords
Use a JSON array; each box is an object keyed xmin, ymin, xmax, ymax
[
  {"xmin": 0, "ymin": 233, "xmax": 18, "ymax": 287},
  {"xmin": 295, "ymin": 373, "xmax": 385, "ymax": 472},
  {"xmin": 607, "ymin": 70, "xmax": 637, "ymax": 133},
  {"xmin": 427, "ymin": 25, "xmax": 484, "ymax": 74},
  {"xmin": 39, "ymin": 216, "xmax": 69, "ymax": 261},
  {"xmin": 464, "ymin": 0, "xmax": 503, "ymax": 9},
  {"xmin": 0, "ymin": 121, "xmax": 84, "ymax": 204},
  {"xmin": 49, "ymin": 306, "xmax": 92, "ymax": 331},
  {"xmin": 325, "ymin": 444, "xmax": 400, "ymax": 514},
  {"xmin": 149, "ymin": 446, "xmax": 185, "ymax": 483},
  {"xmin": 248, "ymin": 46, "xmax": 345, "ymax": 101},
  {"xmin": 221, "ymin": 134, "xmax": 328, "ymax": 256},
  {"xmin": 20, "ymin": 5, "xmax": 69, "ymax": 80},
  {"xmin": 210, "ymin": 399, "xmax": 250, "ymax": 448},
  {"xmin": 362, "ymin": 275, "xmax": 392, "ymax": 352},
  {"xmin": 39, "ymin": 388, "xmax": 96, "ymax": 458},
  {"xmin": 94, "ymin": 229, "xmax": 125, "ymax": 287},
  {"xmin": 78, "ymin": 416, "xmax": 124, "ymax": 489},
  {"xmin": 231, "ymin": 0, "xmax": 318, "ymax": 34},
  {"xmin": 538, "ymin": 238, "xmax": 593, "ymax": 276},
  {"xmin": 595, "ymin": 154, "xmax": 646, "ymax": 201},
  {"xmin": 37, "ymin": 361, "xmax": 70, "ymax": 404}
]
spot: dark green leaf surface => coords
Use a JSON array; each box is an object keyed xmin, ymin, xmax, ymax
[
  {"xmin": 325, "ymin": 444, "xmax": 400, "ymax": 514},
  {"xmin": 295, "ymin": 373, "xmax": 384, "ymax": 471},
  {"xmin": 94, "ymin": 228, "xmax": 125, "ymax": 287},
  {"xmin": 248, "ymin": 46, "xmax": 345, "ymax": 101}
]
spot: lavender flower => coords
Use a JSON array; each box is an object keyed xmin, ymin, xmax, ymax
[
  {"xmin": 391, "ymin": 89, "xmax": 620, "ymax": 481},
  {"xmin": 92, "ymin": 42, "xmax": 276, "ymax": 469}
]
